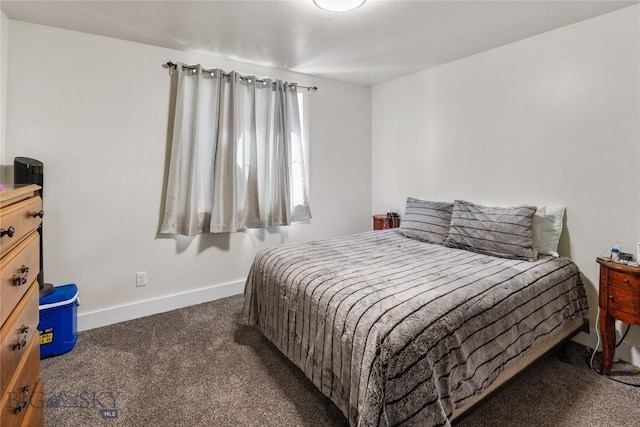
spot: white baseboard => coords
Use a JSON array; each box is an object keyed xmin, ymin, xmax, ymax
[
  {"xmin": 77, "ymin": 280, "xmax": 245, "ymax": 332},
  {"xmin": 572, "ymin": 331, "xmax": 640, "ymax": 368}
]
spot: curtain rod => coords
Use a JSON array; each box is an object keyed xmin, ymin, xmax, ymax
[{"xmin": 166, "ymin": 61, "xmax": 318, "ymax": 92}]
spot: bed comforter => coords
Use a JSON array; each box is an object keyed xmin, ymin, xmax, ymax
[{"xmin": 241, "ymin": 230, "xmax": 589, "ymax": 426}]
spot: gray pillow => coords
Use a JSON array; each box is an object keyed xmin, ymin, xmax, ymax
[
  {"xmin": 444, "ymin": 200, "xmax": 536, "ymax": 261},
  {"xmin": 399, "ymin": 197, "xmax": 453, "ymax": 245}
]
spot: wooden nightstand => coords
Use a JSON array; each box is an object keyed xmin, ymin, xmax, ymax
[
  {"xmin": 597, "ymin": 257, "xmax": 640, "ymax": 374},
  {"xmin": 372, "ymin": 214, "xmax": 400, "ymax": 230}
]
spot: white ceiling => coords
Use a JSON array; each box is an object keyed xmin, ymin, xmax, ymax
[{"xmin": 1, "ymin": 0, "xmax": 637, "ymax": 86}]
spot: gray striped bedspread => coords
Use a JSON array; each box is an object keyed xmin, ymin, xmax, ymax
[{"xmin": 241, "ymin": 230, "xmax": 589, "ymax": 427}]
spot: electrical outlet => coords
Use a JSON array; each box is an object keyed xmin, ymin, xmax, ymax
[{"xmin": 136, "ymin": 271, "xmax": 147, "ymax": 287}]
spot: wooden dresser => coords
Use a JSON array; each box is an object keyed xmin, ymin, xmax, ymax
[
  {"xmin": 0, "ymin": 185, "xmax": 44, "ymax": 426},
  {"xmin": 597, "ymin": 257, "xmax": 640, "ymax": 375}
]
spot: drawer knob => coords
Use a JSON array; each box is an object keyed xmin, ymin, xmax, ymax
[
  {"xmin": 12, "ymin": 265, "xmax": 29, "ymax": 286},
  {"xmin": 1, "ymin": 226, "xmax": 15, "ymax": 238},
  {"xmin": 32, "ymin": 210, "xmax": 44, "ymax": 218},
  {"xmin": 12, "ymin": 400, "xmax": 26, "ymax": 414},
  {"xmin": 12, "ymin": 384, "xmax": 30, "ymax": 414},
  {"xmin": 12, "ymin": 274, "xmax": 26, "ymax": 286},
  {"xmin": 12, "ymin": 338, "xmax": 27, "ymax": 351},
  {"xmin": 624, "ymin": 279, "xmax": 630, "ymax": 284},
  {"xmin": 12, "ymin": 324, "xmax": 29, "ymax": 351},
  {"xmin": 609, "ymin": 295, "xmax": 615, "ymax": 301}
]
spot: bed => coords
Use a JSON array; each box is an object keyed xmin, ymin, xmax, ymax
[{"xmin": 241, "ymin": 199, "xmax": 589, "ymax": 427}]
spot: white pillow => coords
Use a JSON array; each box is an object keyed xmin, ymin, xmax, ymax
[
  {"xmin": 538, "ymin": 206, "xmax": 565, "ymax": 257},
  {"xmin": 531, "ymin": 206, "xmax": 546, "ymax": 259},
  {"xmin": 481, "ymin": 201, "xmax": 545, "ymax": 260}
]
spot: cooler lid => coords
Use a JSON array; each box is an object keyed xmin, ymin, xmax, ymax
[{"xmin": 39, "ymin": 283, "xmax": 78, "ymax": 309}]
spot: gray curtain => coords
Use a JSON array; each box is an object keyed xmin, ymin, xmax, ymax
[{"xmin": 160, "ymin": 64, "xmax": 311, "ymax": 235}]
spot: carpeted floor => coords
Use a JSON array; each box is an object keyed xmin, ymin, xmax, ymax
[{"xmin": 41, "ymin": 295, "xmax": 640, "ymax": 427}]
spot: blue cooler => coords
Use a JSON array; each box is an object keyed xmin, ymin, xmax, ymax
[{"xmin": 38, "ymin": 284, "xmax": 79, "ymax": 358}]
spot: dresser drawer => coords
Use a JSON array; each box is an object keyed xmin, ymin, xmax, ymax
[
  {"xmin": 0, "ymin": 233, "xmax": 40, "ymax": 326},
  {"xmin": 609, "ymin": 269, "xmax": 640, "ymax": 292},
  {"xmin": 607, "ymin": 285, "xmax": 640, "ymax": 322},
  {"xmin": 19, "ymin": 377, "xmax": 44, "ymax": 427},
  {"xmin": 0, "ymin": 283, "xmax": 40, "ymax": 399},
  {"xmin": 0, "ymin": 333, "xmax": 40, "ymax": 427},
  {"xmin": 0, "ymin": 196, "xmax": 43, "ymax": 258}
]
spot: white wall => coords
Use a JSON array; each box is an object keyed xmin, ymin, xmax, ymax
[
  {"xmin": 4, "ymin": 20, "xmax": 372, "ymax": 328},
  {"xmin": 0, "ymin": 11, "xmax": 7, "ymax": 182},
  {"xmin": 373, "ymin": 6, "xmax": 640, "ymax": 363}
]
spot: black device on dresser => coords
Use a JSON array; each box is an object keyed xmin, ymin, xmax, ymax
[{"xmin": 14, "ymin": 157, "xmax": 53, "ymax": 297}]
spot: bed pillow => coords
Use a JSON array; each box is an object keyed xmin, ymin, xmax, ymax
[
  {"xmin": 444, "ymin": 200, "xmax": 537, "ymax": 261},
  {"xmin": 398, "ymin": 197, "xmax": 453, "ymax": 245},
  {"xmin": 538, "ymin": 206, "xmax": 565, "ymax": 257},
  {"xmin": 482, "ymin": 200, "xmax": 545, "ymax": 260}
]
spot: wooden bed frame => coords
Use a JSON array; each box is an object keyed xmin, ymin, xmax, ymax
[{"xmin": 451, "ymin": 317, "xmax": 589, "ymax": 424}]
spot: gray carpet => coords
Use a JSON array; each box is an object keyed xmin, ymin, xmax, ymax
[{"xmin": 41, "ymin": 295, "xmax": 640, "ymax": 427}]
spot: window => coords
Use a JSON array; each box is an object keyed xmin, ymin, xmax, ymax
[{"xmin": 160, "ymin": 65, "xmax": 311, "ymax": 235}]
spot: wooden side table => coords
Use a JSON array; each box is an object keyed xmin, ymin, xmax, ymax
[
  {"xmin": 372, "ymin": 214, "xmax": 400, "ymax": 230},
  {"xmin": 597, "ymin": 257, "xmax": 640, "ymax": 374}
]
